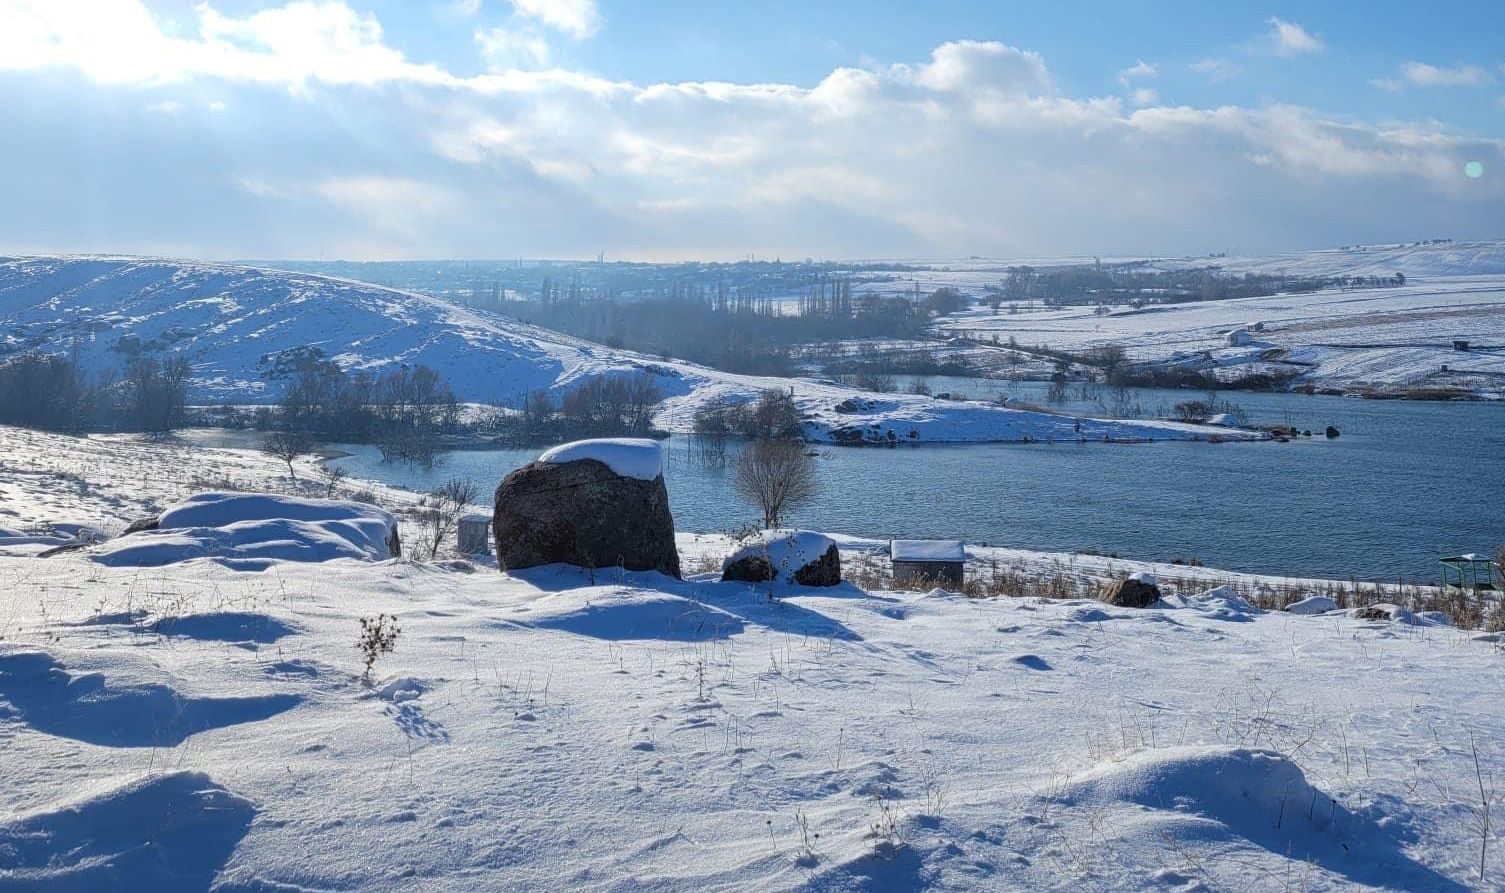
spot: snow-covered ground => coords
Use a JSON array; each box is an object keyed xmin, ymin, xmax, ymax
[
  {"xmin": 0, "ymin": 426, "xmax": 1501, "ymax": 891},
  {"xmin": 876, "ymin": 241, "xmax": 1505, "ymax": 399},
  {"xmin": 936, "ymin": 277, "xmax": 1505, "ymax": 398},
  {"xmin": 0, "ymin": 256, "xmax": 1247, "ymax": 444},
  {"xmin": 1147, "ymin": 240, "xmax": 1505, "ymax": 279}
]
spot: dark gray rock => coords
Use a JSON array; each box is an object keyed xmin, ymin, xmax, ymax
[
  {"xmin": 1103, "ymin": 575, "xmax": 1162, "ymax": 608},
  {"xmin": 122, "ymin": 515, "xmax": 160, "ymax": 536},
  {"xmin": 792, "ymin": 543, "xmax": 842, "ymax": 586},
  {"xmin": 720, "ymin": 555, "xmax": 776, "ymax": 583},
  {"xmin": 492, "ymin": 458, "xmax": 680, "ymax": 578},
  {"xmin": 721, "ymin": 542, "xmax": 841, "ymax": 587}
]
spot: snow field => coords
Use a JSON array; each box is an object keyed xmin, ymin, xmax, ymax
[
  {"xmin": 0, "ymin": 424, "xmax": 1501, "ymax": 889},
  {"xmin": 0, "ymin": 548, "xmax": 1500, "ymax": 891}
]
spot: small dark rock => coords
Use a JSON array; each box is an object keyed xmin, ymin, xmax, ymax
[
  {"xmin": 720, "ymin": 534, "xmax": 841, "ymax": 587},
  {"xmin": 793, "ymin": 543, "xmax": 842, "ymax": 587},
  {"xmin": 1103, "ymin": 575, "xmax": 1161, "ymax": 608},
  {"xmin": 122, "ymin": 515, "xmax": 160, "ymax": 536},
  {"xmin": 721, "ymin": 555, "xmax": 776, "ymax": 583},
  {"xmin": 1325, "ymin": 425, "xmax": 1340, "ymax": 439}
]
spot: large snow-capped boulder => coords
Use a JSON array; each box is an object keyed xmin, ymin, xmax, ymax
[
  {"xmin": 93, "ymin": 492, "xmax": 400, "ymax": 567},
  {"xmin": 492, "ymin": 439, "xmax": 680, "ymax": 578},
  {"xmin": 1102, "ymin": 572, "xmax": 1162, "ymax": 608},
  {"xmin": 721, "ymin": 530, "xmax": 841, "ymax": 587}
]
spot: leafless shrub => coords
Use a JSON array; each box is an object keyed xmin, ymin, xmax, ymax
[
  {"xmin": 357, "ymin": 613, "xmax": 400, "ymax": 682},
  {"xmin": 1467, "ymin": 730, "xmax": 1496, "ymax": 883},
  {"xmin": 262, "ymin": 429, "xmax": 318, "ymax": 480},
  {"xmin": 413, "ymin": 477, "xmax": 479, "ymax": 560},
  {"xmin": 867, "ymin": 790, "xmax": 905, "ymax": 856},
  {"xmin": 347, "ymin": 487, "xmax": 381, "ymax": 505},
  {"xmin": 733, "ymin": 439, "xmax": 818, "ymax": 528},
  {"xmin": 315, "ymin": 463, "xmax": 350, "ymax": 497}
]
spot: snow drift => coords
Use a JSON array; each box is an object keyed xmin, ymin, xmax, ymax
[{"xmin": 92, "ymin": 492, "xmax": 399, "ymax": 567}]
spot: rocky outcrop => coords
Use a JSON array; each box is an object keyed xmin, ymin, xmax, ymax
[
  {"xmin": 492, "ymin": 456, "xmax": 680, "ymax": 578},
  {"xmin": 1102, "ymin": 573, "xmax": 1162, "ymax": 608},
  {"xmin": 122, "ymin": 515, "xmax": 160, "ymax": 536},
  {"xmin": 720, "ymin": 530, "xmax": 841, "ymax": 587}
]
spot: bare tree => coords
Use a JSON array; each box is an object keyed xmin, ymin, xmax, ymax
[
  {"xmin": 315, "ymin": 462, "xmax": 350, "ymax": 497},
  {"xmin": 262, "ymin": 429, "xmax": 318, "ymax": 480},
  {"xmin": 734, "ymin": 439, "xmax": 818, "ymax": 528},
  {"xmin": 414, "ymin": 477, "xmax": 479, "ymax": 560}
]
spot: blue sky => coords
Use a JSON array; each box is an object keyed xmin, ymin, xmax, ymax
[{"xmin": 1, "ymin": 0, "xmax": 1501, "ymax": 260}]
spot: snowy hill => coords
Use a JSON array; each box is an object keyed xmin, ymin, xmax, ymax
[
  {"xmin": 0, "ymin": 255, "xmax": 649, "ymax": 406},
  {"xmin": 0, "ymin": 256, "xmax": 1248, "ymax": 444}
]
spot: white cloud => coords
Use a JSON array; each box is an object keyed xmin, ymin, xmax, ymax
[
  {"xmin": 0, "ymin": 0, "xmax": 454, "ymax": 88},
  {"xmin": 1401, "ymin": 62, "xmax": 1492, "ymax": 87},
  {"xmin": 1267, "ymin": 17, "xmax": 1323, "ymax": 56},
  {"xmin": 1117, "ymin": 60, "xmax": 1157, "ymax": 85},
  {"xmin": 1369, "ymin": 77, "xmax": 1402, "ymax": 92},
  {"xmin": 909, "ymin": 40, "xmax": 1050, "ymax": 94},
  {"xmin": 0, "ymin": 2, "xmax": 1499, "ymax": 260},
  {"xmin": 508, "ymin": 0, "xmax": 600, "ymax": 39},
  {"xmin": 475, "ymin": 26, "xmax": 552, "ymax": 70},
  {"xmin": 1190, "ymin": 57, "xmax": 1239, "ymax": 82}
]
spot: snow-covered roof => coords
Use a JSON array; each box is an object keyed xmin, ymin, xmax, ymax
[
  {"xmin": 890, "ymin": 539, "xmax": 966, "ymax": 562},
  {"xmin": 537, "ymin": 438, "xmax": 663, "ymax": 480}
]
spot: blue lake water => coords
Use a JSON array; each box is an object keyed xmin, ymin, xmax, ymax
[{"xmin": 330, "ymin": 381, "xmax": 1505, "ymax": 582}]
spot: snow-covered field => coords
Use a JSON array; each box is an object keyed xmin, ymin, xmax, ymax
[
  {"xmin": 0, "ymin": 256, "xmax": 1245, "ymax": 444},
  {"xmin": 935, "ymin": 276, "xmax": 1505, "ymax": 398},
  {"xmin": 1, "ymin": 424, "xmax": 1502, "ymax": 891},
  {"xmin": 893, "ymin": 241, "xmax": 1505, "ymax": 399}
]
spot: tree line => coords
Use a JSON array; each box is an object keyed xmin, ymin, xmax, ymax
[
  {"xmin": 509, "ymin": 283, "xmax": 946, "ymax": 376},
  {"xmin": 996, "ymin": 264, "xmax": 1402, "ymax": 308},
  {"xmin": 0, "ymin": 352, "xmax": 191, "ymax": 434}
]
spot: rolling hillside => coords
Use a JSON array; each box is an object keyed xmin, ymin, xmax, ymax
[{"xmin": 0, "ymin": 256, "xmax": 1242, "ymax": 444}]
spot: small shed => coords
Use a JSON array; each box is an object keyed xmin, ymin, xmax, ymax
[
  {"xmin": 457, "ymin": 512, "xmax": 491, "ymax": 556},
  {"xmin": 1225, "ymin": 328, "xmax": 1254, "ymax": 347},
  {"xmin": 891, "ymin": 539, "xmax": 966, "ymax": 589},
  {"xmin": 1440, "ymin": 554, "xmax": 1497, "ymax": 592},
  {"xmin": 1452, "ymin": 339, "xmax": 1470, "ymax": 352}
]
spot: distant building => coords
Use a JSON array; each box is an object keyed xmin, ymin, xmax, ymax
[
  {"xmin": 458, "ymin": 513, "xmax": 491, "ymax": 555},
  {"xmin": 890, "ymin": 539, "xmax": 966, "ymax": 589},
  {"xmin": 1453, "ymin": 339, "xmax": 1470, "ymax": 351},
  {"xmin": 1225, "ymin": 328, "xmax": 1254, "ymax": 347}
]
